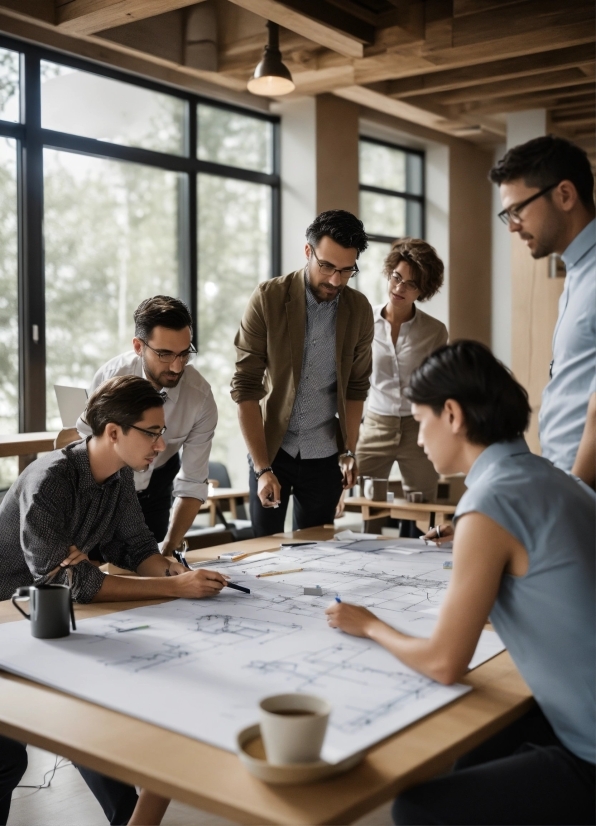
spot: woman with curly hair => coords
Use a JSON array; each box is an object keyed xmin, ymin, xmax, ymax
[{"xmin": 356, "ymin": 237, "xmax": 448, "ymax": 503}]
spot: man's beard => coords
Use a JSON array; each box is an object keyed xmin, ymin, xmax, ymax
[
  {"xmin": 142, "ymin": 357, "xmax": 183, "ymax": 389},
  {"xmin": 306, "ymin": 262, "xmax": 344, "ymax": 302}
]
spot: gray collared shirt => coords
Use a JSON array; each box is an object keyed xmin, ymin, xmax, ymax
[
  {"xmin": 281, "ymin": 275, "xmax": 339, "ymax": 459},
  {"xmin": 0, "ymin": 440, "xmax": 158, "ymax": 603},
  {"xmin": 539, "ymin": 219, "xmax": 596, "ymax": 470},
  {"xmin": 454, "ymin": 438, "xmax": 595, "ymax": 763}
]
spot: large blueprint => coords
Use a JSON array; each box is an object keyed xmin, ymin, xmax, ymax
[{"xmin": 0, "ymin": 542, "xmax": 504, "ymax": 762}]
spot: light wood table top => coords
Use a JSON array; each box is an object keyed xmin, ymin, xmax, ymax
[
  {"xmin": 0, "ymin": 431, "xmax": 58, "ymax": 458},
  {"xmin": 0, "ymin": 527, "xmax": 532, "ymax": 825}
]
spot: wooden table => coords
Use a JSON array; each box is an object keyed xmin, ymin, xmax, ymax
[
  {"xmin": 0, "ymin": 527, "xmax": 532, "ymax": 825},
  {"xmin": 345, "ymin": 496, "xmax": 457, "ymax": 531},
  {"xmin": 199, "ymin": 486, "xmax": 250, "ymax": 527},
  {"xmin": 0, "ymin": 431, "xmax": 58, "ymax": 473}
]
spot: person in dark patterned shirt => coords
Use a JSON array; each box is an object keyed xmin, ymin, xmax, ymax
[
  {"xmin": 0, "ymin": 375, "xmax": 227, "ymax": 604},
  {"xmin": 0, "ymin": 375, "xmax": 228, "ymax": 826}
]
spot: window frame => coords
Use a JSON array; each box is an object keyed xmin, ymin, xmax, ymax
[
  {"xmin": 0, "ymin": 34, "xmax": 280, "ymax": 432},
  {"xmin": 359, "ymin": 136, "xmax": 425, "ymax": 244}
]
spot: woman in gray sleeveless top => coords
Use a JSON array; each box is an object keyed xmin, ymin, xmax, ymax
[{"xmin": 326, "ymin": 341, "xmax": 595, "ymax": 825}]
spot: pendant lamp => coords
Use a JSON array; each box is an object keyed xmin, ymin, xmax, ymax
[{"xmin": 247, "ymin": 21, "xmax": 295, "ymax": 97}]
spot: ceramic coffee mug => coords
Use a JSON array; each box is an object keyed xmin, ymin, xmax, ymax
[
  {"xmin": 12, "ymin": 584, "xmax": 76, "ymax": 639},
  {"xmin": 259, "ymin": 693, "xmax": 330, "ymax": 765}
]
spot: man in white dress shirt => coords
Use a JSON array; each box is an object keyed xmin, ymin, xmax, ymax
[{"xmin": 78, "ymin": 295, "xmax": 217, "ymax": 554}]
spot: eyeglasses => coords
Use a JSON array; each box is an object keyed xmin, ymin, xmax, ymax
[
  {"xmin": 389, "ymin": 271, "xmax": 419, "ymax": 292},
  {"xmin": 129, "ymin": 424, "xmax": 167, "ymax": 443},
  {"xmin": 309, "ymin": 246, "xmax": 359, "ymax": 280},
  {"xmin": 140, "ymin": 340, "xmax": 197, "ymax": 364},
  {"xmin": 498, "ymin": 183, "xmax": 558, "ymax": 226}
]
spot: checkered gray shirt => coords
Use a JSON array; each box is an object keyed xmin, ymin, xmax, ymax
[
  {"xmin": 281, "ymin": 274, "xmax": 339, "ymax": 459},
  {"xmin": 0, "ymin": 440, "xmax": 158, "ymax": 603}
]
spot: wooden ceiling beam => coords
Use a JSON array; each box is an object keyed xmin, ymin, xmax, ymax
[
  {"xmin": 55, "ymin": 0, "xmax": 203, "ymax": 35},
  {"xmin": 224, "ymin": 0, "xmax": 368, "ymax": 58},
  {"xmin": 426, "ymin": 68, "xmax": 595, "ymax": 106},
  {"xmin": 450, "ymin": 88, "xmax": 595, "ymax": 117},
  {"xmin": 379, "ymin": 44, "xmax": 595, "ymax": 99},
  {"xmin": 334, "ymin": 84, "xmax": 506, "ymax": 141}
]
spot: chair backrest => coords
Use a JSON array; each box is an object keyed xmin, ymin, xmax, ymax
[
  {"xmin": 208, "ymin": 461, "xmax": 232, "ymax": 488},
  {"xmin": 54, "ymin": 427, "xmax": 80, "ymax": 450}
]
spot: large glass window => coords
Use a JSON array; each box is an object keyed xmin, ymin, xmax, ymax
[
  {"xmin": 357, "ymin": 138, "xmax": 425, "ymax": 306},
  {"xmin": 44, "ymin": 150, "xmax": 180, "ymax": 429},
  {"xmin": 197, "ymin": 173, "xmax": 272, "ymax": 463},
  {"xmin": 0, "ymin": 36, "xmax": 279, "ymax": 476},
  {"xmin": 0, "ymin": 47, "xmax": 19, "ymax": 122},
  {"xmin": 41, "ymin": 61, "xmax": 187, "ymax": 155},
  {"xmin": 0, "ymin": 137, "xmax": 18, "ymax": 487}
]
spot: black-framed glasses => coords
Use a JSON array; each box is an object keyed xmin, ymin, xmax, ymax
[
  {"xmin": 309, "ymin": 245, "xmax": 359, "ymax": 280},
  {"xmin": 498, "ymin": 183, "xmax": 558, "ymax": 226},
  {"xmin": 389, "ymin": 271, "xmax": 419, "ymax": 292},
  {"xmin": 129, "ymin": 424, "xmax": 167, "ymax": 443},
  {"xmin": 140, "ymin": 340, "xmax": 197, "ymax": 364}
]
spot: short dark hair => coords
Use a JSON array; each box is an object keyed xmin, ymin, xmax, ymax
[
  {"xmin": 406, "ymin": 341, "xmax": 530, "ymax": 445},
  {"xmin": 383, "ymin": 237, "xmax": 444, "ymax": 301},
  {"xmin": 83, "ymin": 375, "xmax": 165, "ymax": 437},
  {"xmin": 489, "ymin": 135, "xmax": 595, "ymax": 211},
  {"xmin": 133, "ymin": 295, "xmax": 193, "ymax": 342},
  {"xmin": 305, "ymin": 210, "xmax": 368, "ymax": 256}
]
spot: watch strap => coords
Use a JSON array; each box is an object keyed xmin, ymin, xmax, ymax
[{"xmin": 254, "ymin": 466, "xmax": 273, "ymax": 481}]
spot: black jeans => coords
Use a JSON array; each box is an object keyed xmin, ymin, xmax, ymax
[
  {"xmin": 0, "ymin": 736, "xmax": 27, "ymax": 826},
  {"xmin": 392, "ymin": 705, "xmax": 596, "ymax": 825},
  {"xmin": 136, "ymin": 451, "xmax": 181, "ymax": 543},
  {"xmin": 76, "ymin": 765, "xmax": 138, "ymax": 825},
  {"xmin": 249, "ymin": 449, "xmax": 343, "ymax": 537}
]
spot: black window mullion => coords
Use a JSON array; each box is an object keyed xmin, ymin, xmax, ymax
[
  {"xmin": 18, "ymin": 50, "xmax": 45, "ymax": 433},
  {"xmin": 187, "ymin": 99, "xmax": 198, "ymax": 346}
]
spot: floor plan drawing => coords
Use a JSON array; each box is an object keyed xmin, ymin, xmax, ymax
[{"xmin": 0, "ymin": 542, "xmax": 501, "ymax": 762}]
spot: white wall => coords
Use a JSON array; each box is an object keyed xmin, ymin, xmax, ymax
[
  {"xmin": 490, "ymin": 110, "xmax": 547, "ymax": 366},
  {"xmin": 272, "ymin": 96, "xmax": 317, "ymax": 274},
  {"xmin": 359, "ymin": 118, "xmax": 450, "ymax": 330}
]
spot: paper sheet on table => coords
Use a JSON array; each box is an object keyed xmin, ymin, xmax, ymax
[{"xmin": 0, "ymin": 543, "xmax": 504, "ymax": 765}]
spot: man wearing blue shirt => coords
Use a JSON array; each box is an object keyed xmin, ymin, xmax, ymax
[{"xmin": 490, "ymin": 137, "xmax": 596, "ymax": 487}]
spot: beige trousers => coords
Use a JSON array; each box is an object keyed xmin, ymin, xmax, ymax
[{"xmin": 356, "ymin": 411, "xmax": 439, "ymax": 503}]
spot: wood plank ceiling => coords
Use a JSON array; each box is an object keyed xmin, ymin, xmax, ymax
[{"xmin": 2, "ymin": 0, "xmax": 594, "ymax": 157}]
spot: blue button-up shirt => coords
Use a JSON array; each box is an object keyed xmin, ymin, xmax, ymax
[
  {"xmin": 539, "ymin": 219, "xmax": 596, "ymax": 470},
  {"xmin": 455, "ymin": 438, "xmax": 595, "ymax": 763},
  {"xmin": 281, "ymin": 276, "xmax": 339, "ymax": 460}
]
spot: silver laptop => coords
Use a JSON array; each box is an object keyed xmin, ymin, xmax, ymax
[{"xmin": 54, "ymin": 385, "xmax": 88, "ymax": 428}]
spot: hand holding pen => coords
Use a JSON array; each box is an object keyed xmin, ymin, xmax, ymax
[{"xmin": 423, "ymin": 523, "xmax": 454, "ymax": 546}]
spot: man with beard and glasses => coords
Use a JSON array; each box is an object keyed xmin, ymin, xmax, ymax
[
  {"xmin": 78, "ymin": 296, "xmax": 217, "ymax": 553},
  {"xmin": 231, "ymin": 210, "xmax": 374, "ymax": 537},
  {"xmin": 490, "ymin": 136, "xmax": 596, "ymax": 488}
]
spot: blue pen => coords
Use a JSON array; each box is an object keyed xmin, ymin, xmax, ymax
[{"xmin": 335, "ymin": 595, "xmax": 342, "ymax": 603}]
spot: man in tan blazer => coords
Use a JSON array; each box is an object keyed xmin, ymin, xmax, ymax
[{"xmin": 231, "ymin": 210, "xmax": 374, "ymax": 537}]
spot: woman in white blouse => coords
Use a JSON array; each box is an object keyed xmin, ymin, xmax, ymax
[{"xmin": 357, "ymin": 238, "xmax": 448, "ymax": 502}]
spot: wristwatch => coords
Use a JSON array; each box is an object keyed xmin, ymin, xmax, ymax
[
  {"xmin": 254, "ymin": 466, "xmax": 273, "ymax": 481},
  {"xmin": 340, "ymin": 450, "xmax": 356, "ymax": 460}
]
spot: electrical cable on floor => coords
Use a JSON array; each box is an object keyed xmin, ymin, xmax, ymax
[{"xmin": 17, "ymin": 755, "xmax": 72, "ymax": 793}]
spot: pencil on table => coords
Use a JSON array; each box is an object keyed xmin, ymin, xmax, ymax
[{"xmin": 256, "ymin": 567, "xmax": 303, "ymax": 578}]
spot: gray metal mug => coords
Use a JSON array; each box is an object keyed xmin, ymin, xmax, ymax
[{"xmin": 12, "ymin": 584, "xmax": 76, "ymax": 639}]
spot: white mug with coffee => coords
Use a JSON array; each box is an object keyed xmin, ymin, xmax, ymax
[{"xmin": 259, "ymin": 693, "xmax": 330, "ymax": 765}]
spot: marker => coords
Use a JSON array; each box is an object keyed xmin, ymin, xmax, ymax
[
  {"xmin": 280, "ymin": 542, "xmax": 317, "ymax": 547},
  {"xmin": 256, "ymin": 567, "xmax": 303, "ymax": 578},
  {"xmin": 335, "ymin": 595, "xmax": 342, "ymax": 603},
  {"xmin": 116, "ymin": 625, "xmax": 150, "ymax": 633},
  {"xmin": 226, "ymin": 581, "xmax": 251, "ymax": 594},
  {"xmin": 173, "ymin": 550, "xmax": 191, "ymax": 569}
]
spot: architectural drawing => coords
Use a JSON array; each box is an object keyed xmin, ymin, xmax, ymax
[{"xmin": 0, "ymin": 542, "xmax": 501, "ymax": 762}]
